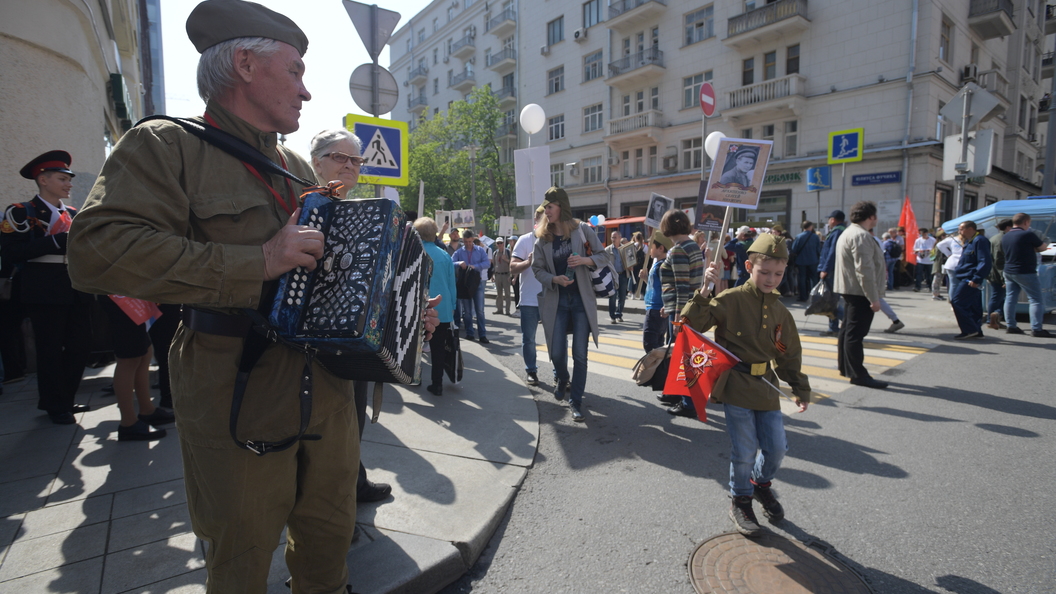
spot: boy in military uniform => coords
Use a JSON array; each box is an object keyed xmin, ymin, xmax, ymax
[
  {"xmin": 0, "ymin": 150, "xmax": 92, "ymax": 425},
  {"xmin": 680, "ymin": 233, "xmax": 811, "ymax": 537}
]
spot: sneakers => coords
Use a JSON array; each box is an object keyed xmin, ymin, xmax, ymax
[
  {"xmin": 883, "ymin": 320, "xmax": 905, "ymax": 333},
  {"xmin": 1006, "ymin": 326, "xmax": 1025, "ymax": 335},
  {"xmin": 729, "ymin": 496, "xmax": 762, "ymax": 537},
  {"xmin": 569, "ymin": 401, "xmax": 584, "ymax": 422},
  {"xmin": 526, "ymin": 372, "xmax": 539, "ymax": 386},
  {"xmin": 933, "ymin": 295, "xmax": 946, "ymax": 301},
  {"xmin": 554, "ymin": 381, "xmax": 568, "ymax": 401},
  {"xmin": 751, "ymin": 480, "xmax": 784, "ymax": 522},
  {"xmin": 954, "ymin": 331, "xmax": 983, "ymax": 340},
  {"xmin": 138, "ymin": 408, "xmax": 175, "ymax": 427},
  {"xmin": 118, "ymin": 420, "xmax": 167, "ymax": 441}
]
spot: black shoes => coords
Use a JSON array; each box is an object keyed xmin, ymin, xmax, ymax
[
  {"xmin": 118, "ymin": 420, "xmax": 167, "ymax": 441},
  {"xmin": 954, "ymin": 331, "xmax": 983, "ymax": 340},
  {"xmin": 526, "ymin": 372, "xmax": 539, "ymax": 386},
  {"xmin": 657, "ymin": 394, "xmax": 681, "ymax": 405},
  {"xmin": 1006, "ymin": 326, "xmax": 1024, "ymax": 334},
  {"xmin": 729, "ymin": 495, "xmax": 762, "ymax": 537},
  {"xmin": 752, "ymin": 480, "xmax": 784, "ymax": 522},
  {"xmin": 1032, "ymin": 329, "xmax": 1054, "ymax": 338},
  {"xmin": 49, "ymin": 412, "xmax": 76, "ymax": 425},
  {"xmin": 569, "ymin": 402, "xmax": 584, "ymax": 422},
  {"xmin": 666, "ymin": 402, "xmax": 695, "ymax": 418},
  {"xmin": 71, "ymin": 404, "xmax": 91, "ymax": 413},
  {"xmin": 478, "ymin": 336, "xmax": 490, "ymax": 344},
  {"xmin": 426, "ymin": 384, "xmax": 443, "ymax": 396},
  {"xmin": 819, "ymin": 330, "xmax": 838, "ymax": 337},
  {"xmin": 554, "ymin": 381, "xmax": 568, "ymax": 401},
  {"xmin": 138, "ymin": 408, "xmax": 175, "ymax": 427},
  {"xmin": 850, "ymin": 377, "xmax": 889, "ymax": 390},
  {"xmin": 357, "ymin": 480, "xmax": 393, "ymax": 502}
]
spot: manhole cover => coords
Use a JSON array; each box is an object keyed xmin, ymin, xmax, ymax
[{"xmin": 688, "ymin": 532, "xmax": 873, "ymax": 594}]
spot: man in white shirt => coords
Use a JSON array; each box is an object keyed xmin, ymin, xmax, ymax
[
  {"xmin": 913, "ymin": 227, "xmax": 936, "ymax": 291},
  {"xmin": 511, "ymin": 208, "xmax": 544, "ymax": 385}
]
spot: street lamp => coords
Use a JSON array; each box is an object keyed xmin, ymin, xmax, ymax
[{"xmin": 465, "ymin": 144, "xmax": 478, "ymax": 231}]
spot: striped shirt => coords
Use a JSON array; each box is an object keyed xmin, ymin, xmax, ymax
[{"xmin": 660, "ymin": 238, "xmax": 704, "ymax": 316}]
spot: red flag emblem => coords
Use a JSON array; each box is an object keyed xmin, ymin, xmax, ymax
[{"xmin": 664, "ymin": 325, "xmax": 739, "ymax": 422}]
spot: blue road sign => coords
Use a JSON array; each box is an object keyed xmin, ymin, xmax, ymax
[
  {"xmin": 806, "ymin": 166, "xmax": 832, "ymax": 191},
  {"xmin": 343, "ymin": 114, "xmax": 409, "ymax": 186},
  {"xmin": 827, "ymin": 128, "xmax": 864, "ymax": 164}
]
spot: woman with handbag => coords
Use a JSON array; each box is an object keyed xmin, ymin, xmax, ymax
[{"xmin": 532, "ymin": 187, "xmax": 611, "ymax": 422}]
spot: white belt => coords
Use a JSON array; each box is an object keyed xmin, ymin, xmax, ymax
[{"xmin": 28, "ymin": 255, "xmax": 67, "ymax": 264}]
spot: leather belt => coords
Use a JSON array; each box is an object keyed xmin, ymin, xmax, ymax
[
  {"xmin": 28, "ymin": 254, "xmax": 66, "ymax": 264},
  {"xmin": 182, "ymin": 307, "xmax": 253, "ymax": 337},
  {"xmin": 732, "ymin": 361, "xmax": 771, "ymax": 376}
]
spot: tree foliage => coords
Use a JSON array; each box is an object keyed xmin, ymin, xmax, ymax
[{"xmin": 399, "ymin": 86, "xmax": 515, "ymax": 234}]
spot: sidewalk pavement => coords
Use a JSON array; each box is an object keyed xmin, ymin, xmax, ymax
[{"xmin": 0, "ymin": 340, "xmax": 536, "ymax": 594}]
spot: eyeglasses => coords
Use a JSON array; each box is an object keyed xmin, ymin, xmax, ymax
[{"xmin": 323, "ymin": 152, "xmax": 365, "ymax": 166}]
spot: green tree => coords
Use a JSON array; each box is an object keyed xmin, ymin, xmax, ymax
[{"xmin": 401, "ymin": 86, "xmax": 515, "ymax": 235}]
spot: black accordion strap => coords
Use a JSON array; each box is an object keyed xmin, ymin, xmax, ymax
[{"xmin": 136, "ymin": 115, "xmax": 316, "ymax": 188}]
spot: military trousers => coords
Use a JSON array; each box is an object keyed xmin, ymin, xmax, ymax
[
  {"xmin": 180, "ymin": 402, "xmax": 359, "ymax": 594},
  {"xmin": 26, "ymin": 301, "xmax": 91, "ymax": 414}
]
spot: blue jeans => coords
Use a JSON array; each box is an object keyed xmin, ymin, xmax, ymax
[
  {"xmin": 885, "ymin": 258, "xmax": 897, "ymax": 289},
  {"xmin": 552, "ymin": 290, "xmax": 590, "ymax": 407},
  {"xmin": 823, "ymin": 276, "xmax": 843, "ymax": 333},
  {"xmin": 459, "ymin": 286, "xmax": 487, "ymax": 339},
  {"xmin": 796, "ymin": 265, "xmax": 818, "ymax": 301},
  {"xmin": 915, "ymin": 263, "xmax": 933, "ymax": 290},
  {"xmin": 608, "ymin": 273, "xmax": 629, "ymax": 319},
  {"xmin": 950, "ymin": 279, "xmax": 983, "ymax": 335},
  {"xmin": 519, "ymin": 305, "xmax": 540, "ymax": 373},
  {"xmin": 724, "ymin": 404, "xmax": 788, "ymax": 497},
  {"xmin": 1004, "ymin": 271, "xmax": 1045, "ymax": 331},
  {"xmin": 987, "ymin": 280, "xmax": 1005, "ymax": 317},
  {"xmin": 642, "ymin": 309, "xmax": 668, "ymax": 353}
]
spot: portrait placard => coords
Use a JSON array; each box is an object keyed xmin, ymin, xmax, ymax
[{"xmin": 703, "ymin": 138, "xmax": 773, "ymax": 210}]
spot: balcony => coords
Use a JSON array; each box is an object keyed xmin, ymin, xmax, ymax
[
  {"xmin": 487, "ymin": 7, "xmax": 516, "ymax": 37},
  {"xmin": 722, "ymin": 74, "xmax": 806, "ymax": 122},
  {"xmin": 607, "ymin": 46, "xmax": 665, "ymax": 89},
  {"xmin": 408, "ymin": 94, "xmax": 428, "ymax": 114},
  {"xmin": 492, "ymin": 85, "xmax": 517, "ymax": 110},
  {"xmin": 607, "ymin": 0, "xmax": 666, "ymax": 32},
  {"xmin": 449, "ymin": 70, "xmax": 476, "ymax": 92},
  {"xmin": 976, "ymin": 69, "xmax": 1010, "ymax": 105},
  {"xmin": 408, "ymin": 64, "xmax": 428, "ymax": 86},
  {"xmin": 1043, "ymin": 52, "xmax": 1054, "ymax": 80},
  {"xmin": 450, "ymin": 34, "xmax": 476, "ymax": 60},
  {"xmin": 968, "ymin": 0, "xmax": 1015, "ymax": 40},
  {"xmin": 724, "ymin": 0, "xmax": 810, "ymax": 52},
  {"xmin": 604, "ymin": 109, "xmax": 663, "ymax": 146},
  {"xmin": 495, "ymin": 122, "xmax": 518, "ymax": 140},
  {"xmin": 487, "ymin": 47, "xmax": 517, "ymax": 73}
]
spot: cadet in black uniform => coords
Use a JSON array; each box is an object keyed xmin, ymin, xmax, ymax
[{"xmin": 0, "ymin": 151, "xmax": 93, "ymax": 424}]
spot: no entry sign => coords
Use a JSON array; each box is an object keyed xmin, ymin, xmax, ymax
[{"xmin": 699, "ymin": 82, "xmax": 716, "ymax": 117}]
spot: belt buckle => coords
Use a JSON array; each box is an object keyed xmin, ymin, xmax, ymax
[{"xmin": 750, "ymin": 362, "xmax": 767, "ymax": 376}]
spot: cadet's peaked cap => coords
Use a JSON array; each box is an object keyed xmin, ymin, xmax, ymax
[
  {"xmin": 20, "ymin": 150, "xmax": 74, "ymax": 179},
  {"xmin": 746, "ymin": 233, "xmax": 789, "ymax": 259},
  {"xmin": 651, "ymin": 229, "xmax": 673, "ymax": 250},
  {"xmin": 541, "ymin": 186, "xmax": 572, "ymax": 218},
  {"xmin": 187, "ymin": 0, "xmax": 309, "ymax": 56},
  {"xmin": 732, "ymin": 146, "xmax": 758, "ymax": 162}
]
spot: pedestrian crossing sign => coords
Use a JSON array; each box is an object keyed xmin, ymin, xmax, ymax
[
  {"xmin": 343, "ymin": 114, "xmax": 409, "ymax": 186},
  {"xmin": 827, "ymin": 128, "xmax": 864, "ymax": 165}
]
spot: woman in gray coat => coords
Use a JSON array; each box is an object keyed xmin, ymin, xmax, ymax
[{"xmin": 532, "ymin": 187, "xmax": 611, "ymax": 422}]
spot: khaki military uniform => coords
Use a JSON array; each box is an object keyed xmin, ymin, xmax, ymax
[
  {"xmin": 680, "ymin": 281, "xmax": 811, "ymax": 411},
  {"xmin": 68, "ymin": 102, "xmax": 358, "ymax": 593}
]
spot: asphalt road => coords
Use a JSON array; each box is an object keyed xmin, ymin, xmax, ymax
[{"xmin": 439, "ymin": 296, "xmax": 1055, "ymax": 594}]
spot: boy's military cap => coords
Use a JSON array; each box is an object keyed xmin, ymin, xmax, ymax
[
  {"xmin": 651, "ymin": 229, "xmax": 673, "ymax": 250},
  {"xmin": 746, "ymin": 233, "xmax": 788, "ymax": 259},
  {"xmin": 187, "ymin": 0, "xmax": 309, "ymax": 56},
  {"xmin": 20, "ymin": 150, "xmax": 75, "ymax": 179}
]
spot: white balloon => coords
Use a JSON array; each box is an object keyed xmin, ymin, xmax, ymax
[
  {"xmin": 704, "ymin": 131, "xmax": 727, "ymax": 160},
  {"xmin": 597, "ymin": 215, "xmax": 606, "ymax": 224},
  {"xmin": 520, "ymin": 104, "xmax": 546, "ymax": 135}
]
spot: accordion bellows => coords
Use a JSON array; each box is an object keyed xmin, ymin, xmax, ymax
[{"xmin": 268, "ymin": 194, "xmax": 432, "ymax": 385}]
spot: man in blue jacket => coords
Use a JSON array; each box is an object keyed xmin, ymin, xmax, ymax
[
  {"xmin": 950, "ymin": 220, "xmax": 992, "ymax": 339},
  {"xmin": 817, "ymin": 210, "xmax": 846, "ymax": 336},
  {"xmin": 790, "ymin": 220, "xmax": 820, "ymax": 301}
]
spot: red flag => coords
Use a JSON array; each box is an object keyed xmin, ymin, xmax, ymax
[
  {"xmin": 898, "ymin": 196, "xmax": 919, "ymax": 265},
  {"xmin": 47, "ymin": 210, "xmax": 72, "ymax": 236},
  {"xmin": 664, "ymin": 325, "xmax": 739, "ymax": 422},
  {"xmin": 109, "ymin": 295, "xmax": 163, "ymax": 326}
]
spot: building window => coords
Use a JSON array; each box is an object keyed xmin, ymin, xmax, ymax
[
  {"xmin": 622, "ymin": 94, "xmax": 631, "ymax": 116},
  {"xmin": 683, "ymin": 71, "xmax": 712, "ymax": 109},
  {"xmin": 934, "ymin": 186, "xmax": 952, "ymax": 227},
  {"xmin": 583, "ymin": 103, "xmax": 603, "ymax": 132},
  {"xmin": 621, "ymin": 150, "xmax": 630, "ymax": 178},
  {"xmin": 784, "ymin": 121, "xmax": 798, "ymax": 157},
  {"xmin": 583, "ymin": 156, "xmax": 602, "ymax": 183},
  {"xmin": 584, "ymin": 50, "xmax": 603, "ymax": 81},
  {"xmin": 583, "ymin": 0, "xmax": 600, "ymax": 28},
  {"xmin": 786, "ymin": 44, "xmax": 799, "ymax": 75},
  {"xmin": 548, "ymin": 114, "xmax": 565, "ymax": 141},
  {"xmin": 550, "ymin": 163, "xmax": 565, "ymax": 187},
  {"xmin": 418, "ymin": 29, "xmax": 425, "ymax": 43},
  {"xmin": 1019, "ymin": 95, "xmax": 1028, "ymax": 129},
  {"xmin": 636, "ymin": 90, "xmax": 645, "ymax": 113},
  {"xmin": 547, "ymin": 17, "xmax": 564, "ymax": 46},
  {"xmin": 648, "ymin": 146, "xmax": 657, "ymax": 175},
  {"xmin": 939, "ymin": 18, "xmax": 952, "ymax": 63},
  {"xmin": 433, "ymin": 78, "xmax": 439, "ymax": 94},
  {"xmin": 762, "ymin": 124, "xmax": 775, "ymax": 140},
  {"xmin": 937, "ymin": 100, "xmax": 947, "ymax": 139},
  {"xmin": 635, "ymin": 148, "xmax": 644, "ymax": 176},
  {"xmin": 764, "ymin": 51, "xmax": 776, "ymax": 80},
  {"xmin": 433, "ymin": 49, "xmax": 438, "ymax": 64},
  {"xmin": 741, "ymin": 128, "xmax": 752, "ymax": 139},
  {"xmin": 433, "ymin": 18, "xmax": 439, "ymax": 33},
  {"xmin": 548, "ymin": 66, "xmax": 565, "ymax": 94},
  {"xmin": 682, "ymin": 138, "xmax": 703, "ymax": 170},
  {"xmin": 742, "ymin": 58, "xmax": 754, "ymax": 86},
  {"xmin": 650, "ymin": 87, "xmax": 659, "ymax": 110},
  {"xmin": 685, "ymin": 5, "xmax": 714, "ymax": 45}
]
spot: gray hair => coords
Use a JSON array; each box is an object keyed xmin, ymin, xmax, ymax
[
  {"xmin": 882, "ymin": 232, "xmax": 892, "ymax": 239},
  {"xmin": 196, "ymin": 37, "xmax": 281, "ymax": 102},
  {"xmin": 310, "ymin": 128, "xmax": 363, "ymax": 162}
]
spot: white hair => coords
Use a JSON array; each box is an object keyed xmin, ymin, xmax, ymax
[
  {"xmin": 309, "ymin": 128, "xmax": 363, "ymax": 162},
  {"xmin": 196, "ymin": 37, "xmax": 281, "ymax": 102}
]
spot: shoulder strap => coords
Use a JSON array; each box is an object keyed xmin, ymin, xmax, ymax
[{"xmin": 137, "ymin": 115, "xmax": 315, "ymax": 187}]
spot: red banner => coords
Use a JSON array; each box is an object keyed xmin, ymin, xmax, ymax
[
  {"xmin": 664, "ymin": 325, "xmax": 739, "ymax": 422},
  {"xmin": 898, "ymin": 196, "xmax": 919, "ymax": 265},
  {"xmin": 108, "ymin": 295, "xmax": 162, "ymax": 326}
]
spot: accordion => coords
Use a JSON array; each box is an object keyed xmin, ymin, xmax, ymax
[{"xmin": 267, "ymin": 193, "xmax": 432, "ymax": 385}]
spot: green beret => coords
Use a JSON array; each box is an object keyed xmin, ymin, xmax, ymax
[
  {"xmin": 746, "ymin": 233, "xmax": 788, "ymax": 259},
  {"xmin": 651, "ymin": 229, "xmax": 673, "ymax": 250},
  {"xmin": 187, "ymin": 0, "xmax": 309, "ymax": 56}
]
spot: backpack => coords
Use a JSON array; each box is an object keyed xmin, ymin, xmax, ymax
[{"xmin": 886, "ymin": 241, "xmax": 903, "ymax": 259}]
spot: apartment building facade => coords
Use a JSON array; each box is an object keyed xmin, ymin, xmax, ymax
[{"xmin": 389, "ymin": 0, "xmax": 1053, "ymax": 232}]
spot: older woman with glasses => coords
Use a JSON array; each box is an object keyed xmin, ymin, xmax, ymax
[{"xmin": 308, "ymin": 128, "xmax": 392, "ymax": 504}]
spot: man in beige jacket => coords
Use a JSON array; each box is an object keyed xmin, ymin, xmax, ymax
[{"xmin": 834, "ymin": 201, "xmax": 888, "ymax": 390}]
